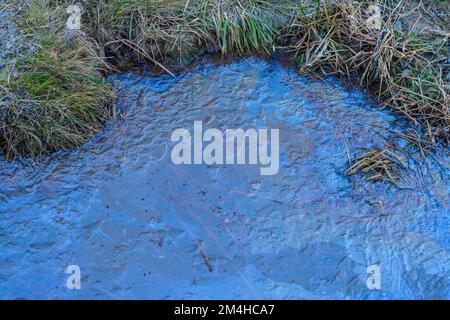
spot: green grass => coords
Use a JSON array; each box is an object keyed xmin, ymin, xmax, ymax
[
  {"xmin": 0, "ymin": 1, "xmax": 113, "ymax": 159},
  {"xmin": 201, "ymin": 0, "xmax": 279, "ymax": 54},
  {"xmin": 83, "ymin": 0, "xmax": 282, "ymax": 66}
]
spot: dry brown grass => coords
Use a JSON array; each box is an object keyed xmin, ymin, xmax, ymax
[
  {"xmin": 0, "ymin": 0, "xmax": 448, "ymax": 169},
  {"xmin": 346, "ymin": 147, "xmax": 409, "ymax": 185},
  {"xmin": 285, "ymin": 1, "xmax": 449, "ymax": 144}
]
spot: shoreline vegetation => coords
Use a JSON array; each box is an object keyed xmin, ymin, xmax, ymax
[{"xmin": 0, "ymin": 0, "xmax": 448, "ymax": 184}]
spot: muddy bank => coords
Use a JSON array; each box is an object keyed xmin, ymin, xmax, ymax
[{"xmin": 0, "ymin": 57, "xmax": 448, "ymax": 299}]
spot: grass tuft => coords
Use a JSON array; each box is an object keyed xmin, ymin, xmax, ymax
[
  {"xmin": 285, "ymin": 1, "xmax": 449, "ymax": 144},
  {"xmin": 0, "ymin": 1, "xmax": 114, "ymax": 160},
  {"xmin": 346, "ymin": 147, "xmax": 409, "ymax": 185}
]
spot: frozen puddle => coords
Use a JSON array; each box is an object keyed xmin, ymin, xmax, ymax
[{"xmin": 0, "ymin": 57, "xmax": 448, "ymax": 299}]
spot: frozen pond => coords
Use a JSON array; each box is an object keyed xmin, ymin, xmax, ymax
[{"xmin": 0, "ymin": 57, "xmax": 448, "ymax": 299}]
